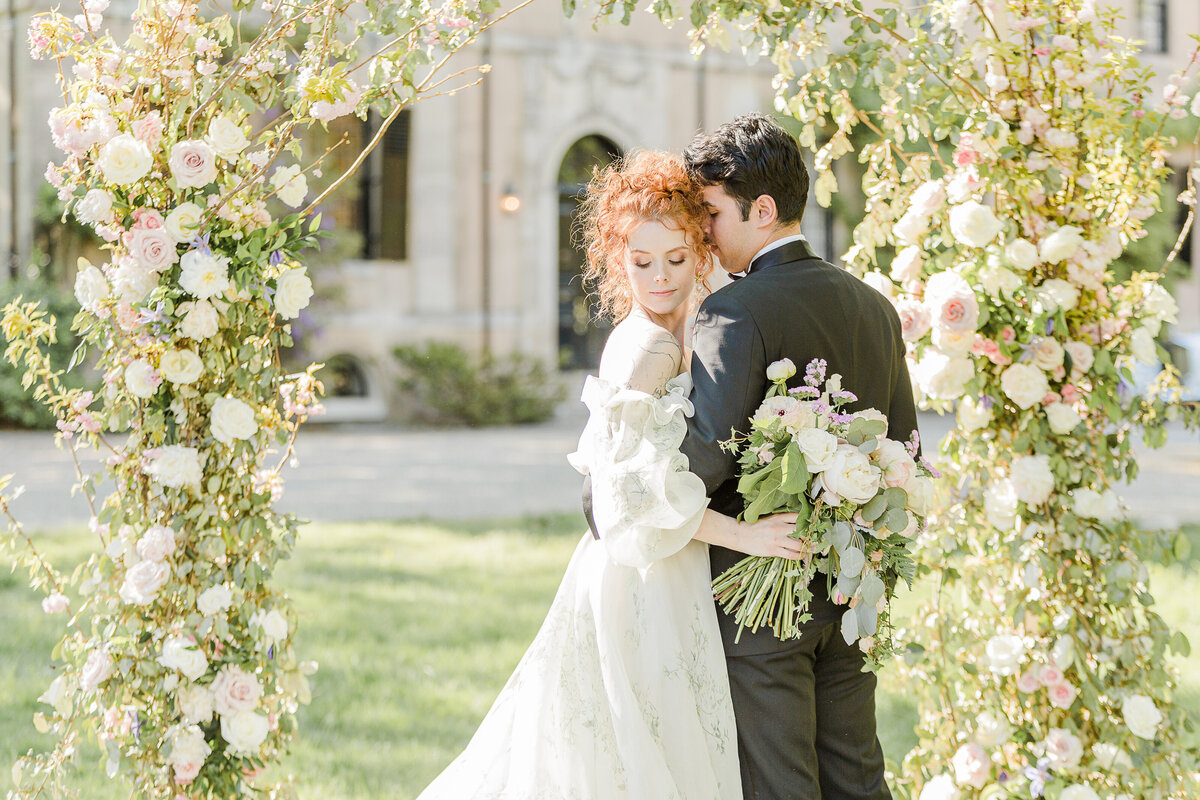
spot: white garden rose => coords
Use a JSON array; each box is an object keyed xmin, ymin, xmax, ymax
[
  {"xmin": 164, "ymin": 202, "xmax": 204, "ymax": 243},
  {"xmin": 271, "ymin": 164, "xmax": 308, "ymax": 208},
  {"xmin": 1035, "ymin": 278, "xmax": 1079, "ymax": 313},
  {"xmin": 1010, "ymin": 454, "xmax": 1054, "ymax": 505},
  {"xmin": 250, "ymin": 609, "xmax": 289, "ymax": 645},
  {"xmin": 766, "ymin": 358, "xmax": 796, "ymax": 381},
  {"xmin": 951, "ymin": 742, "xmax": 990, "ymax": 789},
  {"xmin": 891, "ymin": 246, "xmax": 924, "ymax": 283},
  {"xmin": 1030, "ymin": 337, "xmax": 1064, "ymax": 370},
  {"xmin": 220, "ymin": 710, "xmax": 269, "ymax": 756},
  {"xmin": 76, "ymin": 188, "xmax": 114, "ymax": 225},
  {"xmin": 159, "ymin": 636, "xmax": 208, "ymax": 681},
  {"xmin": 1142, "ymin": 281, "xmax": 1179, "ymax": 326},
  {"xmin": 893, "ymin": 210, "xmax": 929, "ymax": 246},
  {"xmin": 1129, "ymin": 327, "xmax": 1157, "ymax": 365},
  {"xmin": 874, "ymin": 439, "xmax": 916, "ymax": 489},
  {"xmin": 1004, "ymin": 237, "xmax": 1040, "ymax": 271},
  {"xmin": 903, "ymin": 474, "xmax": 933, "ymax": 516},
  {"xmin": 145, "ymin": 444, "xmax": 203, "ymax": 490},
  {"xmin": 97, "ymin": 133, "xmax": 152, "ymax": 185},
  {"xmin": 212, "ymin": 665, "xmax": 263, "ymax": 716},
  {"xmin": 985, "ymin": 634, "xmax": 1025, "ymax": 675},
  {"xmin": 79, "ymin": 648, "xmax": 113, "ymax": 693},
  {"xmin": 932, "ymin": 327, "xmax": 973, "ymax": 357},
  {"xmin": 819, "ymin": 445, "xmax": 883, "ymax": 506},
  {"xmin": 949, "ymin": 200, "xmax": 1003, "ymax": 248},
  {"xmin": 984, "ymin": 478, "xmax": 1019, "ymax": 529},
  {"xmin": 179, "ymin": 249, "xmax": 231, "ymax": 299},
  {"xmin": 862, "ymin": 271, "xmax": 895, "ymax": 299},
  {"xmin": 112, "ymin": 259, "xmax": 158, "ymax": 303},
  {"xmin": 74, "ymin": 261, "xmax": 110, "ymax": 312},
  {"xmin": 1040, "ymin": 225, "xmax": 1085, "ymax": 263},
  {"xmin": 896, "ymin": 299, "xmax": 932, "ymax": 342},
  {"xmin": 910, "ymin": 179, "xmax": 947, "ymax": 216},
  {"xmin": 274, "ymin": 267, "xmax": 314, "ymax": 319},
  {"xmin": 124, "ymin": 358, "xmax": 160, "ymax": 399},
  {"xmin": 166, "ymin": 724, "xmax": 211, "ymax": 785},
  {"xmin": 169, "ymin": 139, "xmax": 218, "ymax": 188},
  {"xmin": 973, "ymin": 710, "xmax": 1013, "ymax": 747},
  {"xmin": 1059, "ymin": 786, "xmax": 1100, "ymax": 800},
  {"xmin": 119, "ymin": 559, "xmax": 170, "ymax": 605},
  {"xmin": 1045, "ymin": 402, "xmax": 1081, "ymax": 435},
  {"xmin": 794, "ymin": 428, "xmax": 839, "ymax": 473},
  {"xmin": 914, "ymin": 351, "xmax": 974, "ymax": 400},
  {"xmin": 211, "ymin": 397, "xmax": 258, "ymax": 444},
  {"xmin": 160, "ymin": 349, "xmax": 204, "ymax": 384},
  {"xmin": 177, "ymin": 683, "xmax": 214, "ymax": 724},
  {"xmin": 1064, "ymin": 340, "xmax": 1093, "ymax": 374},
  {"xmin": 197, "ymin": 584, "xmax": 234, "ymax": 616},
  {"xmin": 179, "ymin": 299, "xmax": 220, "ymax": 340},
  {"xmin": 206, "ymin": 115, "xmax": 250, "ymax": 159},
  {"xmin": 957, "ymin": 395, "xmax": 993, "ymax": 432},
  {"xmin": 136, "ymin": 524, "xmax": 176, "ymax": 562},
  {"xmin": 1000, "ymin": 363, "xmax": 1050, "ymax": 410},
  {"xmin": 978, "ymin": 263, "xmax": 1023, "ymax": 299},
  {"xmin": 1044, "ymin": 727, "xmax": 1083, "ymax": 768},
  {"xmin": 919, "ymin": 773, "xmax": 960, "ymax": 800},
  {"xmin": 1122, "ymin": 694, "xmax": 1163, "ymax": 739}
]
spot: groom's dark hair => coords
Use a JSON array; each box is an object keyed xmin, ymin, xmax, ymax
[{"xmin": 683, "ymin": 112, "xmax": 809, "ymax": 225}]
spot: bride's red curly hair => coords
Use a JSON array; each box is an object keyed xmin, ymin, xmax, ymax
[{"xmin": 577, "ymin": 150, "xmax": 713, "ymax": 322}]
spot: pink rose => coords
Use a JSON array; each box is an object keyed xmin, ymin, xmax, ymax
[
  {"xmin": 1000, "ymin": 326, "xmax": 1016, "ymax": 343},
  {"xmin": 952, "ymin": 742, "xmax": 990, "ymax": 789},
  {"xmin": 169, "ymin": 140, "xmax": 218, "ymax": 189},
  {"xmin": 123, "ymin": 226, "xmax": 178, "ymax": 271},
  {"xmin": 1048, "ymin": 681, "xmax": 1078, "ymax": 709},
  {"xmin": 173, "ymin": 760, "xmax": 202, "ymax": 785},
  {"xmin": 131, "ymin": 112, "xmax": 163, "ymax": 150},
  {"xmin": 1061, "ymin": 384, "xmax": 1081, "ymax": 404},
  {"xmin": 136, "ymin": 525, "xmax": 176, "ymax": 562},
  {"xmin": 212, "ymin": 665, "xmax": 263, "ymax": 716},
  {"xmin": 1016, "ymin": 669, "xmax": 1040, "ymax": 693},
  {"xmin": 131, "ymin": 208, "xmax": 165, "ymax": 229},
  {"xmin": 42, "ymin": 592, "xmax": 69, "ymax": 614},
  {"xmin": 1044, "ymin": 727, "xmax": 1083, "ymax": 768},
  {"xmin": 1038, "ymin": 664, "xmax": 1065, "ymax": 686},
  {"xmin": 896, "ymin": 299, "xmax": 932, "ymax": 342},
  {"xmin": 931, "ymin": 288, "xmax": 980, "ymax": 333}
]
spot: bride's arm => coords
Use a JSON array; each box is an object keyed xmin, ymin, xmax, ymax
[{"xmin": 693, "ymin": 510, "xmax": 806, "ymax": 559}]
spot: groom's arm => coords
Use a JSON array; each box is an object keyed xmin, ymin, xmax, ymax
[{"xmin": 681, "ymin": 291, "xmax": 767, "ymax": 495}]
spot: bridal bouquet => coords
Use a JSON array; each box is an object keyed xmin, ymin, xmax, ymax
[{"xmin": 712, "ymin": 358, "xmax": 933, "ymax": 668}]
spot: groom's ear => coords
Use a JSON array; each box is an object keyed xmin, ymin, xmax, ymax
[{"xmin": 751, "ymin": 194, "xmax": 780, "ymax": 230}]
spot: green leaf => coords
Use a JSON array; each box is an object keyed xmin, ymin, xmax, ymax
[
  {"xmin": 862, "ymin": 494, "xmax": 888, "ymax": 523},
  {"xmin": 884, "ymin": 508, "xmax": 909, "ymax": 533},
  {"xmin": 744, "ymin": 487, "xmax": 782, "ymax": 524},
  {"xmin": 779, "ymin": 442, "xmax": 810, "ymax": 495},
  {"xmin": 1174, "ymin": 532, "xmax": 1192, "ymax": 562},
  {"xmin": 883, "ymin": 487, "xmax": 908, "ymax": 508}
]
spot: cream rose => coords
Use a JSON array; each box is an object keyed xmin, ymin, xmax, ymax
[
  {"xmin": 932, "ymin": 327, "xmax": 973, "ymax": 357},
  {"xmin": 1044, "ymin": 727, "xmax": 1083, "ymax": 768},
  {"xmin": 874, "ymin": 439, "xmax": 916, "ymax": 489},
  {"xmin": 985, "ymin": 634, "xmax": 1025, "ymax": 675},
  {"xmin": 1064, "ymin": 340, "xmax": 1093, "ymax": 374},
  {"xmin": 1010, "ymin": 454, "xmax": 1054, "ymax": 505},
  {"xmin": 206, "ymin": 115, "xmax": 250, "ymax": 159},
  {"xmin": 910, "ymin": 179, "xmax": 946, "ymax": 216},
  {"xmin": 903, "ymin": 474, "xmax": 933, "ymax": 516},
  {"xmin": 145, "ymin": 444, "xmax": 203, "ymax": 490},
  {"xmin": 76, "ymin": 188, "xmax": 115, "ymax": 226},
  {"xmin": 97, "ymin": 133, "xmax": 152, "ymax": 185},
  {"xmin": 212, "ymin": 665, "xmax": 263, "ymax": 716},
  {"xmin": 1000, "ymin": 363, "xmax": 1050, "ymax": 410},
  {"xmin": 160, "ymin": 349, "xmax": 204, "ymax": 384},
  {"xmin": 1030, "ymin": 337, "xmax": 1065, "ymax": 370},
  {"xmin": 159, "ymin": 636, "xmax": 208, "ymax": 681},
  {"xmin": 79, "ymin": 648, "xmax": 113, "ymax": 693},
  {"xmin": 169, "ymin": 140, "xmax": 218, "ymax": 188},
  {"xmin": 1005, "ymin": 238, "xmax": 1040, "ymax": 271},
  {"xmin": 250, "ymin": 609, "xmax": 289, "ymax": 645},
  {"xmin": 119, "ymin": 559, "xmax": 170, "ymax": 605},
  {"xmin": 165, "ymin": 202, "xmax": 204, "ymax": 243},
  {"xmin": 1045, "ymin": 402, "xmax": 1081, "ymax": 435},
  {"xmin": 177, "ymin": 683, "xmax": 214, "ymax": 724},
  {"xmin": 166, "ymin": 724, "xmax": 211, "ymax": 785},
  {"xmin": 949, "ymin": 200, "xmax": 1003, "ymax": 248},
  {"xmin": 891, "ymin": 247, "xmax": 924, "ymax": 283},
  {"xmin": 819, "ymin": 445, "xmax": 883, "ymax": 506},
  {"xmin": 984, "ymin": 478, "xmax": 1019, "ymax": 530},
  {"xmin": 1035, "ymin": 278, "xmax": 1079, "ymax": 313},
  {"xmin": 1122, "ymin": 694, "xmax": 1163, "ymax": 739},
  {"xmin": 957, "ymin": 395, "xmax": 992, "ymax": 432},
  {"xmin": 274, "ymin": 267, "xmax": 314, "ymax": 319},
  {"xmin": 794, "ymin": 428, "xmax": 839, "ymax": 473},
  {"xmin": 180, "ymin": 250, "xmax": 231, "ymax": 300},
  {"xmin": 136, "ymin": 524, "xmax": 176, "ymax": 562},
  {"xmin": 951, "ymin": 743, "xmax": 990, "ymax": 789},
  {"xmin": 1040, "ymin": 225, "xmax": 1085, "ymax": 263},
  {"xmin": 978, "ymin": 263, "xmax": 1023, "ymax": 299},
  {"xmin": 211, "ymin": 397, "xmax": 259, "ymax": 445},
  {"xmin": 74, "ymin": 262, "xmax": 110, "ymax": 312},
  {"xmin": 892, "ymin": 210, "xmax": 929, "ymax": 246},
  {"xmin": 973, "ymin": 710, "xmax": 1013, "ymax": 748},
  {"xmin": 197, "ymin": 584, "xmax": 234, "ymax": 616},
  {"xmin": 124, "ymin": 358, "xmax": 160, "ymax": 399},
  {"xmin": 271, "ymin": 164, "xmax": 308, "ymax": 208},
  {"xmin": 179, "ymin": 300, "xmax": 220, "ymax": 340},
  {"xmin": 914, "ymin": 351, "xmax": 974, "ymax": 400},
  {"xmin": 220, "ymin": 710, "xmax": 269, "ymax": 756}
]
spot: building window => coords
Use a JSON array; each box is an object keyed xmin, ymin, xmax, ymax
[
  {"xmin": 357, "ymin": 109, "xmax": 411, "ymax": 260},
  {"xmin": 1138, "ymin": 0, "xmax": 1168, "ymax": 53}
]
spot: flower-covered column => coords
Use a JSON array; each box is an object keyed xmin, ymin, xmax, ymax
[{"xmin": 3, "ymin": 0, "xmax": 528, "ymax": 796}]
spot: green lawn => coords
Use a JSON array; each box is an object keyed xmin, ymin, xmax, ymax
[{"xmin": 2, "ymin": 517, "xmax": 1198, "ymax": 798}]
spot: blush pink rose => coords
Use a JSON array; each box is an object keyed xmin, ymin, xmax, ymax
[
  {"xmin": 932, "ymin": 289, "xmax": 980, "ymax": 333},
  {"xmin": 123, "ymin": 226, "xmax": 178, "ymax": 271},
  {"xmin": 1016, "ymin": 669, "xmax": 1040, "ymax": 693},
  {"xmin": 212, "ymin": 665, "xmax": 262, "ymax": 716},
  {"xmin": 131, "ymin": 112, "xmax": 164, "ymax": 150},
  {"xmin": 896, "ymin": 299, "xmax": 932, "ymax": 342},
  {"xmin": 1048, "ymin": 681, "xmax": 1078, "ymax": 709},
  {"xmin": 1038, "ymin": 664, "xmax": 1065, "ymax": 686},
  {"xmin": 169, "ymin": 140, "xmax": 218, "ymax": 189}
]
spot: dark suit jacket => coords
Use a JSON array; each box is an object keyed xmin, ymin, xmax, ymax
[{"xmin": 680, "ymin": 238, "xmax": 919, "ymax": 656}]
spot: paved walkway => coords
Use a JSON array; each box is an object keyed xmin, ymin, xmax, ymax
[{"xmin": 1, "ymin": 403, "xmax": 1198, "ymax": 530}]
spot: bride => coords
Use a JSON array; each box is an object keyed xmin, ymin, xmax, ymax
[{"xmin": 415, "ymin": 151, "xmax": 804, "ymax": 800}]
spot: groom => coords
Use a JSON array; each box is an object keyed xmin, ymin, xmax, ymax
[{"xmin": 680, "ymin": 113, "xmax": 919, "ymax": 800}]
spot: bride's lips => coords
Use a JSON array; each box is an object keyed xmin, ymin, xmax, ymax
[{"xmin": 650, "ymin": 289, "xmax": 676, "ymax": 297}]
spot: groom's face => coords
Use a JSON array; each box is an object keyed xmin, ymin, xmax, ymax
[{"xmin": 700, "ymin": 185, "xmax": 762, "ymax": 275}]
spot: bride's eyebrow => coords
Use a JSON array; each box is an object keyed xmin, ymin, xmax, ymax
[{"xmin": 629, "ymin": 246, "xmax": 689, "ymax": 254}]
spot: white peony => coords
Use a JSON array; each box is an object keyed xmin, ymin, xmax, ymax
[
  {"xmin": 1045, "ymin": 402, "xmax": 1081, "ymax": 435},
  {"xmin": 124, "ymin": 358, "xmax": 160, "ymax": 399},
  {"xmin": 1044, "ymin": 727, "xmax": 1083, "ymax": 768},
  {"xmin": 206, "ymin": 115, "xmax": 250, "ymax": 159},
  {"xmin": 949, "ymin": 200, "xmax": 1003, "ymax": 248},
  {"xmin": 1000, "ymin": 363, "xmax": 1050, "ymax": 410},
  {"xmin": 119, "ymin": 559, "xmax": 170, "ymax": 605},
  {"xmin": 178, "ymin": 300, "xmax": 220, "ymax": 340},
  {"xmin": 1040, "ymin": 225, "xmax": 1085, "ymax": 263},
  {"xmin": 1059, "ymin": 786, "xmax": 1100, "ymax": 800},
  {"xmin": 957, "ymin": 395, "xmax": 993, "ymax": 432},
  {"xmin": 211, "ymin": 397, "xmax": 258, "ymax": 445},
  {"xmin": 951, "ymin": 743, "xmax": 990, "ymax": 789},
  {"xmin": 818, "ymin": 445, "xmax": 883, "ymax": 506},
  {"xmin": 169, "ymin": 140, "xmax": 218, "ymax": 188},
  {"xmin": 197, "ymin": 584, "xmax": 234, "ymax": 616},
  {"xmin": 97, "ymin": 133, "xmax": 152, "ymax": 185},
  {"xmin": 74, "ymin": 262, "xmax": 110, "ymax": 312},
  {"xmin": 135, "ymin": 524, "xmax": 176, "ymax": 562},
  {"xmin": 1010, "ymin": 454, "xmax": 1054, "ymax": 505},
  {"xmin": 76, "ymin": 188, "xmax": 115, "ymax": 226},
  {"xmin": 794, "ymin": 428, "xmax": 839, "ymax": 473},
  {"xmin": 914, "ymin": 351, "xmax": 974, "ymax": 400},
  {"xmin": 212, "ymin": 665, "xmax": 263, "ymax": 716},
  {"xmin": 220, "ymin": 710, "xmax": 269, "ymax": 756},
  {"xmin": 271, "ymin": 164, "xmax": 308, "ymax": 208},
  {"xmin": 160, "ymin": 349, "xmax": 204, "ymax": 384},
  {"xmin": 1129, "ymin": 327, "xmax": 1157, "ymax": 365},
  {"xmin": 973, "ymin": 710, "xmax": 1013, "ymax": 747},
  {"xmin": 177, "ymin": 683, "xmax": 215, "ymax": 724},
  {"xmin": 179, "ymin": 250, "xmax": 231, "ymax": 300},
  {"xmin": 984, "ymin": 478, "xmax": 1019, "ymax": 530},
  {"xmin": 159, "ymin": 636, "xmax": 208, "ymax": 681},
  {"xmin": 274, "ymin": 267, "xmax": 314, "ymax": 319},
  {"xmin": 766, "ymin": 358, "xmax": 796, "ymax": 381},
  {"xmin": 919, "ymin": 773, "xmax": 960, "ymax": 800},
  {"xmin": 164, "ymin": 202, "xmax": 204, "ymax": 243},
  {"xmin": 1064, "ymin": 340, "xmax": 1094, "ymax": 374},
  {"xmin": 1122, "ymin": 694, "xmax": 1163, "ymax": 739},
  {"xmin": 1004, "ymin": 237, "xmax": 1040, "ymax": 271},
  {"xmin": 145, "ymin": 444, "xmax": 203, "ymax": 490},
  {"xmin": 985, "ymin": 634, "xmax": 1026, "ymax": 675}
]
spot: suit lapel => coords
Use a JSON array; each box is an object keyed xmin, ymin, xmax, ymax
[{"xmin": 747, "ymin": 239, "xmax": 819, "ymax": 275}]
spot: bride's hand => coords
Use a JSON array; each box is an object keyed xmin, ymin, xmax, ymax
[{"xmin": 734, "ymin": 513, "xmax": 806, "ymax": 559}]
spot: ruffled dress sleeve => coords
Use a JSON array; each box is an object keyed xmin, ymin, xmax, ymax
[{"xmin": 568, "ymin": 372, "xmax": 710, "ymax": 569}]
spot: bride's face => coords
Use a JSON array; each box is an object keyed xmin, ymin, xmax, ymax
[{"xmin": 622, "ymin": 218, "xmax": 698, "ymax": 321}]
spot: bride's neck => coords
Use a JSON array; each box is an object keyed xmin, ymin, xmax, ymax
[{"xmin": 629, "ymin": 305, "xmax": 686, "ymax": 349}]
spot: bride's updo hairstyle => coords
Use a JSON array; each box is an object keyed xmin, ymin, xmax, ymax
[{"xmin": 577, "ymin": 150, "xmax": 713, "ymax": 322}]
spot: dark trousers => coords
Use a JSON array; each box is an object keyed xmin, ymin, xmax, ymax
[{"xmin": 726, "ymin": 621, "xmax": 892, "ymax": 800}]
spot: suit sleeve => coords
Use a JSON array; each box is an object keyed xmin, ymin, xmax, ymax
[{"xmin": 681, "ymin": 291, "xmax": 767, "ymax": 496}]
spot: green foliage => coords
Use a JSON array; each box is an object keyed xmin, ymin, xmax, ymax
[
  {"xmin": 0, "ymin": 281, "xmax": 94, "ymax": 429},
  {"xmin": 393, "ymin": 341, "xmax": 565, "ymax": 427}
]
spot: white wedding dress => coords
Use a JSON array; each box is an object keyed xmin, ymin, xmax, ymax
[{"xmin": 415, "ymin": 317, "xmax": 742, "ymax": 800}]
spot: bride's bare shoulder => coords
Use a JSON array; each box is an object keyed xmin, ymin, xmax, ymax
[{"xmin": 599, "ymin": 317, "xmax": 683, "ymax": 397}]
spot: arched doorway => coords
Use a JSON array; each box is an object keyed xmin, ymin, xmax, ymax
[{"xmin": 557, "ymin": 135, "xmax": 623, "ymax": 370}]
